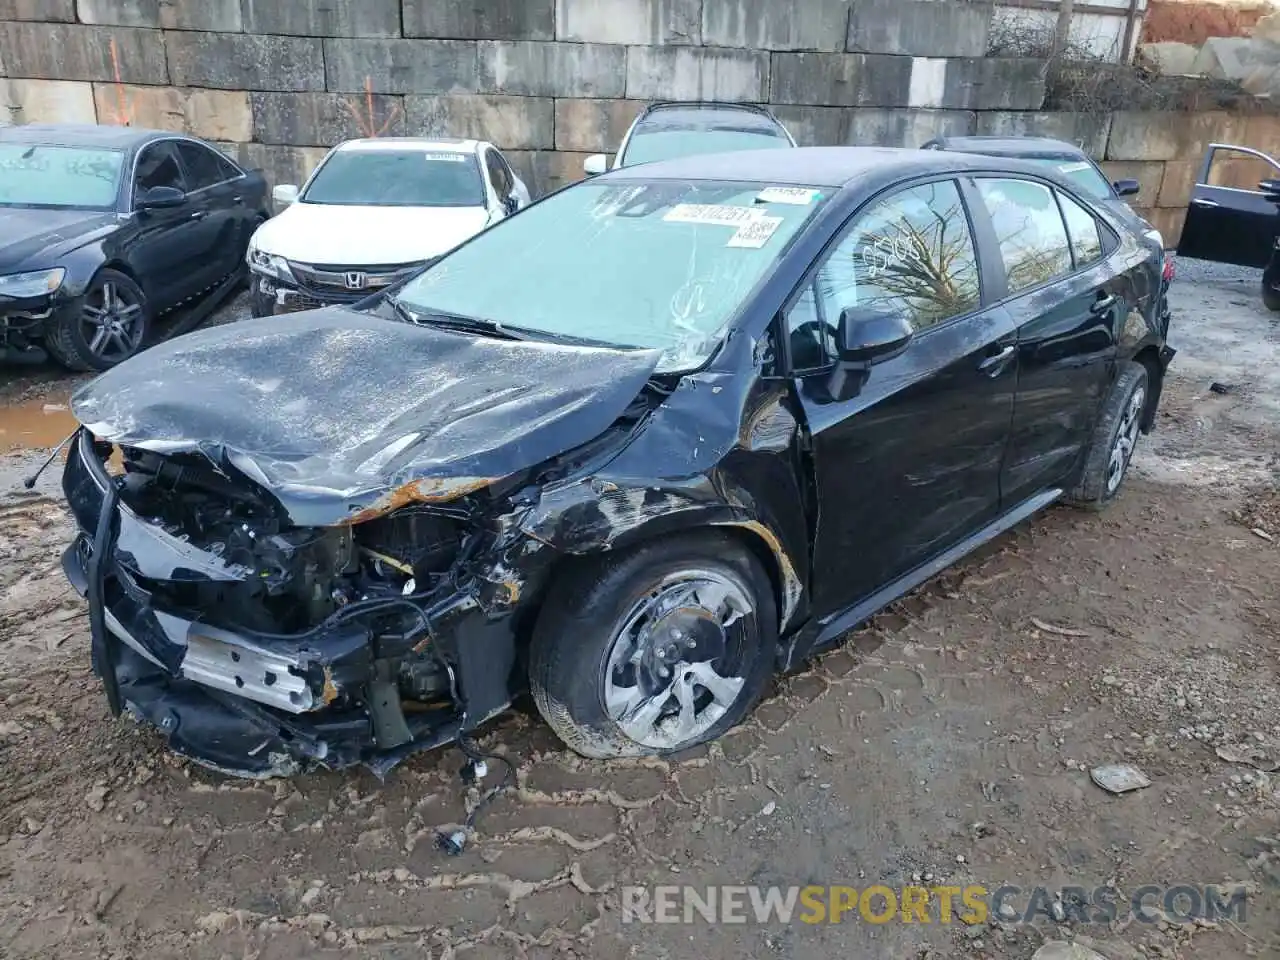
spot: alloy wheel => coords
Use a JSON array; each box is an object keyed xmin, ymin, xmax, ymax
[
  {"xmin": 80, "ymin": 281, "xmax": 145, "ymax": 364},
  {"xmin": 1106, "ymin": 384, "xmax": 1146, "ymax": 494}
]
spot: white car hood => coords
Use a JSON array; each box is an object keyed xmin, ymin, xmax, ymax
[{"xmin": 253, "ymin": 202, "xmax": 493, "ymax": 265}]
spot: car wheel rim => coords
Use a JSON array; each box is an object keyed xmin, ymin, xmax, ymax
[
  {"xmin": 80, "ymin": 281, "xmax": 144, "ymax": 363},
  {"xmin": 603, "ymin": 569, "xmax": 755, "ymax": 750},
  {"xmin": 1106, "ymin": 384, "xmax": 1145, "ymax": 495}
]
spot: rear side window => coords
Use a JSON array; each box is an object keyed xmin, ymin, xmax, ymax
[
  {"xmin": 1056, "ymin": 191, "xmax": 1105, "ymax": 267},
  {"xmin": 976, "ymin": 178, "xmax": 1073, "ymax": 294},
  {"xmin": 176, "ymin": 141, "xmax": 231, "ymax": 191}
]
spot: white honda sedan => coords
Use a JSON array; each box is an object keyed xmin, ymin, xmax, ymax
[{"xmin": 245, "ymin": 138, "xmax": 531, "ymax": 316}]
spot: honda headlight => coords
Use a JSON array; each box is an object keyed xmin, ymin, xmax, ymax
[
  {"xmin": 0, "ymin": 267, "xmax": 65, "ymax": 299},
  {"xmin": 247, "ymin": 245, "xmax": 293, "ymax": 280}
]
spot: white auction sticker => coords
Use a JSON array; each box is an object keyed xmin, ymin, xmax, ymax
[
  {"xmin": 663, "ymin": 203, "xmax": 764, "ymax": 226},
  {"xmin": 727, "ymin": 216, "xmax": 783, "ymax": 249},
  {"xmin": 756, "ymin": 187, "xmax": 820, "ymax": 205},
  {"xmin": 424, "ymin": 152, "xmax": 468, "ymax": 162},
  {"xmin": 1059, "ymin": 161, "xmax": 1091, "ymax": 173}
]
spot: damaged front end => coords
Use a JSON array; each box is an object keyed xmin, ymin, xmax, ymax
[{"xmin": 61, "ymin": 428, "xmax": 542, "ymax": 779}]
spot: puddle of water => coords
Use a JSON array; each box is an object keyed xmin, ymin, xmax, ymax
[{"xmin": 0, "ymin": 397, "xmax": 79, "ymax": 453}]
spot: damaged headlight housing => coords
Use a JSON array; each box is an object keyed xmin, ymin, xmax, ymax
[
  {"xmin": 247, "ymin": 245, "xmax": 294, "ymax": 281},
  {"xmin": 0, "ymin": 267, "xmax": 65, "ymax": 299}
]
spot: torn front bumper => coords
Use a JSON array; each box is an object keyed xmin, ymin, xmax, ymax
[{"xmin": 61, "ymin": 429, "xmax": 517, "ymax": 779}]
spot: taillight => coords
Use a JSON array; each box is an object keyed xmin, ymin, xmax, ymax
[{"xmin": 1162, "ymin": 253, "xmax": 1175, "ymax": 282}]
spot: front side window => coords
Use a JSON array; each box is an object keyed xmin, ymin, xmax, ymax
[
  {"xmin": 301, "ymin": 149, "xmax": 486, "ymax": 207},
  {"xmin": 0, "ymin": 143, "xmax": 125, "ymax": 210},
  {"xmin": 622, "ymin": 124, "xmax": 790, "ymax": 167},
  {"xmin": 976, "ymin": 178, "xmax": 1074, "ymax": 294},
  {"xmin": 395, "ymin": 179, "xmax": 828, "ymax": 372},
  {"xmin": 786, "ymin": 179, "xmax": 981, "ymax": 369},
  {"xmin": 134, "ymin": 142, "xmax": 186, "ymax": 199},
  {"xmin": 1057, "ymin": 191, "xmax": 1105, "ymax": 267}
]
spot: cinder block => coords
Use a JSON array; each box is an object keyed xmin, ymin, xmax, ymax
[
  {"xmin": 242, "ymin": 0, "xmax": 399, "ymax": 37},
  {"xmin": 0, "ymin": 0, "xmax": 75, "ymax": 20},
  {"xmin": 927, "ymin": 58, "xmax": 1046, "ymax": 111},
  {"xmin": 1, "ymin": 78, "xmax": 97, "ymax": 125},
  {"xmin": 846, "ymin": 108, "xmax": 975, "ymax": 147},
  {"xmin": 553, "ymin": 98, "xmax": 645, "ymax": 152},
  {"xmin": 975, "ymin": 111, "xmax": 1113, "ymax": 160},
  {"xmin": 407, "ymin": 95, "xmax": 554, "ymax": 150},
  {"xmin": 1099, "ymin": 161, "xmax": 1164, "ymax": 208},
  {"xmin": 702, "ymin": 0, "xmax": 846, "ymax": 51},
  {"xmin": 481, "ymin": 41, "xmax": 626, "ymax": 99},
  {"xmin": 627, "ymin": 46, "xmax": 768, "ymax": 102},
  {"xmin": 1157, "ymin": 160, "xmax": 1196, "ymax": 208},
  {"xmin": 0, "ymin": 22, "xmax": 168, "ymax": 84},
  {"xmin": 1106, "ymin": 111, "xmax": 1248, "ymax": 162},
  {"xmin": 77, "ymin": 0, "xmax": 242, "ymax": 31},
  {"xmin": 769, "ymin": 105, "xmax": 845, "ymax": 146},
  {"xmin": 323, "ymin": 39, "xmax": 479, "ymax": 95},
  {"xmin": 770, "ymin": 52, "xmax": 912, "ymax": 107},
  {"xmin": 168, "ymin": 33, "xmax": 323, "ymax": 92},
  {"xmin": 252, "ymin": 92, "xmax": 407, "ymax": 146},
  {"xmin": 847, "ymin": 0, "xmax": 992, "ymax": 58},
  {"xmin": 405, "ymin": 0, "xmax": 554, "ymax": 40},
  {"xmin": 505, "ymin": 149, "xmax": 593, "ymax": 198},
  {"xmin": 557, "ymin": 0, "xmax": 699, "ymax": 45},
  {"xmin": 239, "ymin": 143, "xmax": 332, "ymax": 191},
  {"xmin": 92, "ymin": 84, "xmax": 252, "ymax": 141}
]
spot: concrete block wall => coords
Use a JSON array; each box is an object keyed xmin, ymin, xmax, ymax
[{"xmin": 0, "ymin": 0, "xmax": 1265, "ymax": 242}]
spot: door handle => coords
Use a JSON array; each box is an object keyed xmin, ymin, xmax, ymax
[
  {"xmin": 1091, "ymin": 294, "xmax": 1118, "ymax": 316},
  {"xmin": 1191, "ymin": 198, "xmax": 1219, "ymax": 209},
  {"xmin": 189, "ymin": 210, "xmax": 206, "ymax": 220},
  {"xmin": 977, "ymin": 344, "xmax": 1016, "ymax": 376}
]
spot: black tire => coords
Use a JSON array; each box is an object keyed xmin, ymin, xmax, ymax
[
  {"xmin": 45, "ymin": 268, "xmax": 150, "ymax": 372},
  {"xmin": 1069, "ymin": 361, "xmax": 1149, "ymax": 510},
  {"xmin": 249, "ymin": 276, "xmax": 274, "ymax": 318},
  {"xmin": 529, "ymin": 532, "xmax": 777, "ymax": 760},
  {"xmin": 1262, "ymin": 280, "xmax": 1280, "ymax": 312}
]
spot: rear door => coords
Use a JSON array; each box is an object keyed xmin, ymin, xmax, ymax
[
  {"xmin": 174, "ymin": 140, "xmax": 252, "ymax": 282},
  {"xmin": 1177, "ymin": 144, "xmax": 1280, "ymax": 267},
  {"xmin": 786, "ymin": 178, "xmax": 1019, "ymax": 617},
  {"xmin": 126, "ymin": 141, "xmax": 206, "ymax": 311}
]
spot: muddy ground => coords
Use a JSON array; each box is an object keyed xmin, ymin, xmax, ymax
[{"xmin": 1, "ymin": 273, "xmax": 1278, "ymax": 960}]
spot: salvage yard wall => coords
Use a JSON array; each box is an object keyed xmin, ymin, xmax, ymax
[{"xmin": 0, "ymin": 0, "xmax": 1274, "ymax": 244}]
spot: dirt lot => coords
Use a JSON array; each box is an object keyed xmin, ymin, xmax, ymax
[{"xmin": 1, "ymin": 273, "xmax": 1278, "ymax": 960}]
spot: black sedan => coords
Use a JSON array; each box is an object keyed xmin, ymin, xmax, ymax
[
  {"xmin": 59, "ymin": 147, "xmax": 1173, "ymax": 778},
  {"xmin": 0, "ymin": 124, "xmax": 269, "ymax": 370}
]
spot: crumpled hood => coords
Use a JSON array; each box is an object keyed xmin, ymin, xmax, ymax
[{"xmin": 71, "ymin": 308, "xmax": 661, "ymax": 526}]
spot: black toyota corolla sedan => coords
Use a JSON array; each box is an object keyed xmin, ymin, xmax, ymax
[
  {"xmin": 0, "ymin": 124, "xmax": 269, "ymax": 370},
  {"xmin": 59, "ymin": 147, "xmax": 1173, "ymax": 778}
]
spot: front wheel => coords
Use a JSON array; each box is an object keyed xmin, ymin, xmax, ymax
[
  {"xmin": 529, "ymin": 533, "xmax": 777, "ymax": 759},
  {"xmin": 45, "ymin": 268, "xmax": 150, "ymax": 372},
  {"xmin": 1262, "ymin": 279, "xmax": 1280, "ymax": 312},
  {"xmin": 1070, "ymin": 361, "xmax": 1149, "ymax": 510},
  {"xmin": 249, "ymin": 276, "xmax": 274, "ymax": 318}
]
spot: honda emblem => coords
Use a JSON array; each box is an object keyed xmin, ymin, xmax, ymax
[{"xmin": 344, "ymin": 271, "xmax": 368, "ymax": 290}]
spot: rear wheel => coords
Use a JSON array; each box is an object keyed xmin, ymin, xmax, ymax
[
  {"xmin": 529, "ymin": 533, "xmax": 776, "ymax": 759},
  {"xmin": 1070, "ymin": 361, "xmax": 1148, "ymax": 510},
  {"xmin": 45, "ymin": 269, "xmax": 150, "ymax": 372}
]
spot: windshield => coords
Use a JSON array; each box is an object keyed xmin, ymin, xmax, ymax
[
  {"xmin": 0, "ymin": 144, "xmax": 125, "ymax": 209},
  {"xmin": 1025, "ymin": 157, "xmax": 1113, "ymax": 201},
  {"xmin": 622, "ymin": 127, "xmax": 791, "ymax": 167},
  {"xmin": 301, "ymin": 149, "xmax": 485, "ymax": 207},
  {"xmin": 394, "ymin": 179, "xmax": 827, "ymax": 372}
]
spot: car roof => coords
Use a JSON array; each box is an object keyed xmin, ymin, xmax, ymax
[
  {"xmin": 0, "ymin": 123, "xmax": 174, "ymax": 150},
  {"xmin": 633, "ymin": 102, "xmax": 786, "ymax": 134},
  {"xmin": 600, "ymin": 145, "xmax": 1061, "ymax": 190},
  {"xmin": 336, "ymin": 137, "xmax": 479, "ymax": 153},
  {"xmin": 926, "ymin": 135, "xmax": 1090, "ymax": 161}
]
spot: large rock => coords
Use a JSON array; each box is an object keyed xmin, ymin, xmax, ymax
[
  {"xmin": 242, "ymin": 0, "xmax": 401, "ymax": 38},
  {"xmin": 769, "ymin": 105, "xmax": 846, "ymax": 146},
  {"xmin": 480, "ymin": 41, "xmax": 626, "ymax": 98},
  {"xmin": 770, "ymin": 52, "xmax": 912, "ymax": 107},
  {"xmin": 168, "ymin": 33, "xmax": 324, "ymax": 92},
  {"xmin": 902, "ymin": 58, "xmax": 1045, "ymax": 110},
  {"xmin": 1191, "ymin": 36, "xmax": 1280, "ymax": 85},
  {"xmin": 504, "ymin": 149, "xmax": 592, "ymax": 197},
  {"xmin": 324, "ymin": 39, "xmax": 479, "ymax": 95},
  {"xmin": 0, "ymin": 78, "xmax": 97, "ymax": 125},
  {"xmin": 235, "ymin": 144, "xmax": 333, "ymax": 191},
  {"xmin": 76, "ymin": 0, "xmax": 241, "ymax": 31},
  {"xmin": 1106, "ymin": 111, "xmax": 1247, "ymax": 162},
  {"xmin": 553, "ymin": 98, "xmax": 645, "ymax": 152},
  {"xmin": 1139, "ymin": 42, "xmax": 1200, "ymax": 77},
  {"xmin": 627, "ymin": 46, "xmax": 769, "ymax": 101},
  {"xmin": 847, "ymin": 0, "xmax": 993, "ymax": 58},
  {"xmin": 407, "ymin": 95, "xmax": 555, "ymax": 150},
  {"xmin": 93, "ymin": 84, "xmax": 252, "ymax": 140},
  {"xmin": 846, "ymin": 108, "xmax": 976, "ymax": 147},
  {"xmin": 976, "ymin": 111, "xmax": 1113, "ymax": 159},
  {"xmin": 702, "ymin": 0, "xmax": 848, "ymax": 52},
  {"xmin": 251, "ymin": 92, "xmax": 407, "ymax": 146},
  {"xmin": 0, "ymin": 22, "xmax": 168, "ymax": 85},
  {"xmin": 1158, "ymin": 160, "xmax": 1196, "ymax": 208},
  {"xmin": 556, "ymin": 0, "xmax": 700, "ymax": 45},
  {"xmin": 404, "ymin": 0, "xmax": 554, "ymax": 41},
  {"xmin": 0, "ymin": 0, "xmax": 75, "ymax": 20}
]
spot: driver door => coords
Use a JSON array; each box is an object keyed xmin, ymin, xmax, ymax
[
  {"xmin": 1177, "ymin": 144, "xmax": 1280, "ymax": 267},
  {"xmin": 787, "ymin": 178, "xmax": 1017, "ymax": 618}
]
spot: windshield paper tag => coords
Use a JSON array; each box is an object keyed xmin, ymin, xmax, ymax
[
  {"xmin": 663, "ymin": 204, "xmax": 764, "ymax": 227},
  {"xmin": 424, "ymin": 152, "xmax": 468, "ymax": 162},
  {"xmin": 727, "ymin": 216, "xmax": 783, "ymax": 249},
  {"xmin": 756, "ymin": 187, "xmax": 819, "ymax": 205},
  {"xmin": 1059, "ymin": 161, "xmax": 1091, "ymax": 173}
]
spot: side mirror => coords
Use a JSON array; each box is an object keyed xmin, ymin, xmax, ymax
[
  {"xmin": 136, "ymin": 185, "xmax": 186, "ymax": 210},
  {"xmin": 824, "ymin": 307, "xmax": 914, "ymax": 402},
  {"xmin": 583, "ymin": 154, "xmax": 608, "ymax": 176},
  {"xmin": 1260, "ymin": 178, "xmax": 1280, "ymax": 194},
  {"xmin": 272, "ymin": 184, "xmax": 300, "ymax": 206},
  {"xmin": 502, "ymin": 194, "xmax": 518, "ymax": 215},
  {"xmin": 1112, "ymin": 179, "xmax": 1141, "ymax": 199}
]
